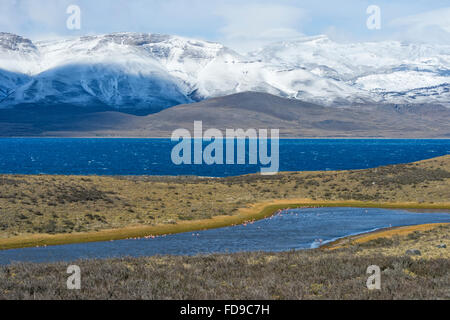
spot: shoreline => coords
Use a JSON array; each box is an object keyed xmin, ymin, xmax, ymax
[
  {"xmin": 1, "ymin": 199, "xmax": 449, "ymax": 251},
  {"xmin": 321, "ymin": 222, "xmax": 450, "ymax": 250},
  {"xmin": 1, "ymin": 137, "xmax": 450, "ymax": 139}
]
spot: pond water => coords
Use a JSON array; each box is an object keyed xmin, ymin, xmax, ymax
[{"xmin": 1, "ymin": 207, "xmax": 449, "ymax": 265}]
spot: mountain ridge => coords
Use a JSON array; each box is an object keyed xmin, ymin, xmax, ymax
[
  {"xmin": 1, "ymin": 92, "xmax": 447, "ymax": 138},
  {"xmin": 1, "ymin": 32, "xmax": 449, "ymax": 113}
]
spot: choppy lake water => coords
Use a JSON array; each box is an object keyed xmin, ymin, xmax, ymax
[{"xmin": 0, "ymin": 138, "xmax": 448, "ymax": 176}]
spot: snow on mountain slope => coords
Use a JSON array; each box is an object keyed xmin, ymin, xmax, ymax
[
  {"xmin": 0, "ymin": 32, "xmax": 449, "ymax": 112},
  {"xmin": 254, "ymin": 35, "xmax": 450, "ymax": 78},
  {"xmin": 0, "ymin": 33, "xmax": 41, "ymax": 74},
  {"xmin": 0, "ymin": 33, "xmax": 39, "ymax": 102},
  {"xmin": 253, "ymin": 35, "xmax": 450, "ymax": 105}
]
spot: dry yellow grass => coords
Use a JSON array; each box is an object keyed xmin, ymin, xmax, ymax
[
  {"xmin": 324, "ymin": 223, "xmax": 448, "ymax": 248},
  {"xmin": 324, "ymin": 223, "xmax": 450, "ymax": 261}
]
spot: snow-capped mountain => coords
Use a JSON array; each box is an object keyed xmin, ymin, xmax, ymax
[
  {"xmin": 251, "ymin": 35, "xmax": 450, "ymax": 105},
  {"xmin": 0, "ymin": 32, "xmax": 449, "ymax": 113}
]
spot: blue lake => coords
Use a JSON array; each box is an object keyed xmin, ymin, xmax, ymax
[
  {"xmin": 0, "ymin": 138, "xmax": 448, "ymax": 176},
  {"xmin": 1, "ymin": 207, "xmax": 449, "ymax": 265}
]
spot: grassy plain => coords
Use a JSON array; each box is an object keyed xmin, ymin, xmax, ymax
[{"xmin": 0, "ymin": 155, "xmax": 449, "ymax": 249}]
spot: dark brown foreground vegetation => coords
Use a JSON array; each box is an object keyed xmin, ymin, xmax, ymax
[{"xmin": 0, "ymin": 224, "xmax": 448, "ymax": 300}]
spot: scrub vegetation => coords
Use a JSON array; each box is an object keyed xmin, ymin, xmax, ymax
[{"xmin": 0, "ymin": 223, "xmax": 448, "ymax": 300}]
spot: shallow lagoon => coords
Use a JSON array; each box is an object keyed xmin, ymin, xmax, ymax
[{"xmin": 1, "ymin": 207, "xmax": 449, "ymax": 265}]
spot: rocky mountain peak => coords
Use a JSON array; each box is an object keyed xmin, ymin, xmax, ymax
[{"xmin": 0, "ymin": 33, "xmax": 37, "ymax": 53}]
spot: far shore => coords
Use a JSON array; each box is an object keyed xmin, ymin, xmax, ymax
[
  {"xmin": 2, "ymin": 136, "xmax": 450, "ymax": 139},
  {"xmin": 0, "ymin": 199, "xmax": 448, "ymax": 251}
]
